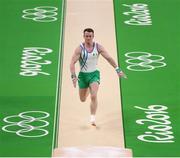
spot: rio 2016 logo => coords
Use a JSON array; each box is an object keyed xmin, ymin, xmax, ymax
[
  {"xmin": 122, "ymin": 3, "xmax": 152, "ymax": 26},
  {"xmin": 19, "ymin": 47, "xmax": 52, "ymax": 77},
  {"xmin": 135, "ymin": 105, "xmax": 174, "ymax": 143}
]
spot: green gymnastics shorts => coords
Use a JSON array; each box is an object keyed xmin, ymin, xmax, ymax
[{"xmin": 78, "ymin": 70, "xmax": 100, "ymax": 89}]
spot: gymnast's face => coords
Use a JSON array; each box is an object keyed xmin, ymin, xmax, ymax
[{"xmin": 83, "ymin": 31, "xmax": 94, "ymax": 44}]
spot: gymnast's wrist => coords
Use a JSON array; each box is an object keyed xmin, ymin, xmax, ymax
[
  {"xmin": 71, "ymin": 73, "xmax": 77, "ymax": 79},
  {"xmin": 115, "ymin": 66, "xmax": 122, "ymax": 73}
]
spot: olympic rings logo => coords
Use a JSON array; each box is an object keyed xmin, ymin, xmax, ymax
[
  {"xmin": 2, "ymin": 111, "xmax": 50, "ymax": 138},
  {"xmin": 125, "ymin": 52, "xmax": 166, "ymax": 71},
  {"xmin": 22, "ymin": 6, "xmax": 58, "ymax": 22}
]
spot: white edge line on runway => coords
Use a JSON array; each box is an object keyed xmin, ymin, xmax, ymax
[{"xmin": 51, "ymin": 0, "xmax": 65, "ymax": 155}]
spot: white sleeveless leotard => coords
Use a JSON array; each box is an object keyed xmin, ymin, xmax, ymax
[{"xmin": 79, "ymin": 42, "xmax": 99, "ymax": 73}]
